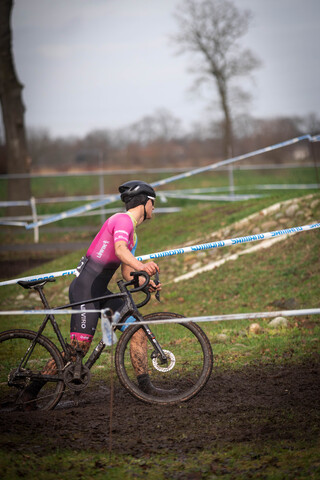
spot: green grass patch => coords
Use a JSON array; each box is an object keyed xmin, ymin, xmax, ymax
[
  {"xmin": 1, "ymin": 438, "xmax": 319, "ymax": 480},
  {"xmin": 1, "ymin": 193, "xmax": 319, "ymax": 369},
  {"xmin": 0, "ymin": 188, "xmax": 319, "ymax": 479}
]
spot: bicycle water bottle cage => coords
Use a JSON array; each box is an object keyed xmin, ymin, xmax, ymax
[{"xmin": 18, "ymin": 278, "xmax": 56, "ymax": 289}]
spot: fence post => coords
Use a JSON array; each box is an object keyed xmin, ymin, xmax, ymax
[
  {"xmin": 99, "ymin": 175, "xmax": 106, "ymax": 223},
  {"xmin": 228, "ymin": 165, "xmax": 235, "ymax": 198},
  {"xmin": 98, "ymin": 151, "xmax": 106, "ymax": 223},
  {"xmin": 30, "ymin": 197, "xmax": 39, "ymax": 243},
  {"xmin": 309, "ymin": 139, "xmax": 320, "ymax": 188}
]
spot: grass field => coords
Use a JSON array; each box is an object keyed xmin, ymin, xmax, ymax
[
  {"xmin": 1, "ymin": 165, "xmax": 318, "ymax": 199},
  {"xmin": 0, "ymin": 171, "xmax": 319, "ymax": 479}
]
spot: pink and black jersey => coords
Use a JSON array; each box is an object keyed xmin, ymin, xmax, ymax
[{"xmin": 86, "ymin": 212, "xmax": 137, "ymax": 267}]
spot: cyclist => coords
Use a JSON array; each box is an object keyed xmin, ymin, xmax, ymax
[{"xmin": 21, "ymin": 180, "xmax": 165, "ymax": 408}]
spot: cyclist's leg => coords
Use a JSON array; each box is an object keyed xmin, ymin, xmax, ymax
[
  {"xmin": 130, "ymin": 328, "xmax": 148, "ymax": 376},
  {"xmin": 129, "ymin": 328, "xmax": 177, "ymax": 395},
  {"xmin": 115, "ymin": 316, "xmax": 175, "ymax": 395},
  {"xmin": 69, "ymin": 272, "xmax": 101, "ymax": 355},
  {"xmin": 100, "ymin": 293, "xmax": 149, "ymax": 375},
  {"xmin": 101, "ymin": 295, "xmax": 152, "ymax": 387},
  {"xmin": 18, "ymin": 332, "xmax": 69, "ymax": 410},
  {"xmin": 20, "ymin": 271, "xmax": 99, "ymax": 407}
]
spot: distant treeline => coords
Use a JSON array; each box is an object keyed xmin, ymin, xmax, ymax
[{"xmin": 1, "ymin": 110, "xmax": 319, "ymax": 173}]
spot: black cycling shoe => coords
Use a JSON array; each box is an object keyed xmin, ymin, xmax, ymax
[{"xmin": 137, "ymin": 373, "xmax": 178, "ymax": 396}]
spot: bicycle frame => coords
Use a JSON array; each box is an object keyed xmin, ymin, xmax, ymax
[{"xmin": 16, "ymin": 276, "xmax": 168, "ymax": 379}]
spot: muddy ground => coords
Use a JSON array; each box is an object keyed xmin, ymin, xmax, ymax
[
  {"xmin": 1, "ymin": 360, "xmax": 319, "ymax": 456},
  {"xmin": 1, "ymin": 251, "xmax": 319, "ymax": 457}
]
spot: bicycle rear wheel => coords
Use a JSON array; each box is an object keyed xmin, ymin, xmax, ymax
[
  {"xmin": 0, "ymin": 329, "xmax": 65, "ymax": 412},
  {"xmin": 115, "ymin": 312, "xmax": 213, "ymax": 405}
]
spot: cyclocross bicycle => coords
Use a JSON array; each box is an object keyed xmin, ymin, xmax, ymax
[{"xmin": 0, "ymin": 271, "xmax": 213, "ymax": 411}]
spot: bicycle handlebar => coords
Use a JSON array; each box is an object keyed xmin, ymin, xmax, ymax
[
  {"xmin": 124, "ymin": 271, "xmax": 151, "ymax": 308},
  {"xmin": 121, "ymin": 270, "xmax": 161, "ymax": 308},
  {"xmin": 128, "ymin": 271, "xmax": 150, "ymax": 292}
]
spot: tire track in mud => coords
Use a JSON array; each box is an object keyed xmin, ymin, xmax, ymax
[{"xmin": 1, "ymin": 360, "xmax": 319, "ymax": 455}]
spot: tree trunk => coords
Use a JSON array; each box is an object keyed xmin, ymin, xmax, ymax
[
  {"xmin": 217, "ymin": 78, "xmax": 233, "ymax": 159},
  {"xmin": 0, "ymin": 0, "xmax": 31, "ymax": 216}
]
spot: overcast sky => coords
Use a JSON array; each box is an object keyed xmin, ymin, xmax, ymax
[{"xmin": 10, "ymin": 0, "xmax": 320, "ymax": 138}]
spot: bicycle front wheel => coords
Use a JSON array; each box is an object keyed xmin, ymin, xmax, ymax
[
  {"xmin": 0, "ymin": 329, "xmax": 65, "ymax": 412},
  {"xmin": 115, "ymin": 312, "xmax": 213, "ymax": 405}
]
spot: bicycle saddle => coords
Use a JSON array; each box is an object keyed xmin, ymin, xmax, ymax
[{"xmin": 18, "ymin": 278, "xmax": 56, "ymax": 289}]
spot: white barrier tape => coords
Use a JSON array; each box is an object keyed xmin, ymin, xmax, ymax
[
  {"xmin": 114, "ymin": 308, "xmax": 320, "ymax": 326},
  {"xmin": 26, "ymin": 193, "xmax": 121, "ymax": 229},
  {"xmin": 0, "ymin": 269, "xmax": 76, "ymax": 287},
  {"xmin": 232, "ymin": 163, "xmax": 316, "ymax": 170},
  {"xmin": 133, "ymin": 135, "xmax": 319, "ymax": 191},
  {"xmin": 0, "ymin": 222, "xmax": 319, "ymax": 287},
  {"xmin": 160, "ymin": 184, "xmax": 319, "ymax": 195},
  {"xmin": 246, "ymin": 184, "xmax": 319, "ymax": 190},
  {"xmin": 0, "ymin": 207, "xmax": 181, "ymax": 225},
  {"xmin": 0, "ymin": 221, "xmax": 28, "ymax": 227},
  {"xmin": 25, "ymin": 133, "xmax": 319, "ymax": 230},
  {"xmin": 158, "ymin": 193, "xmax": 262, "ymax": 201},
  {"xmin": 0, "ymin": 167, "xmax": 192, "ymax": 180},
  {"xmin": 0, "ymin": 200, "xmax": 30, "ymax": 207},
  {"xmin": 136, "ymin": 223, "xmax": 320, "ymax": 261},
  {"xmin": 0, "ymin": 308, "xmax": 319, "ymax": 323},
  {"xmin": 0, "ymin": 309, "xmax": 102, "ymax": 316},
  {"xmin": 1, "ymin": 158, "xmax": 319, "ymax": 181}
]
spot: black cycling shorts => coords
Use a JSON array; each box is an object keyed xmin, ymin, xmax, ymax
[{"xmin": 69, "ymin": 257, "xmax": 123, "ymax": 341}]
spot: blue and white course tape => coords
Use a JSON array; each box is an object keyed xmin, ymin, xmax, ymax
[
  {"xmin": 25, "ymin": 134, "xmax": 319, "ymax": 230},
  {"xmin": 0, "ymin": 222, "xmax": 318, "ymax": 287},
  {"xmin": 0, "ymin": 308, "xmax": 319, "ymax": 324},
  {"xmin": 136, "ymin": 223, "xmax": 320, "ymax": 261}
]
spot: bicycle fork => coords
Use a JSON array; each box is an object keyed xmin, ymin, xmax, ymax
[
  {"xmin": 141, "ymin": 323, "xmax": 168, "ymax": 364},
  {"xmin": 85, "ymin": 322, "xmax": 168, "ymax": 369}
]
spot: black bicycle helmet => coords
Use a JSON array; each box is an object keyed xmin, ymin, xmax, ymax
[{"xmin": 119, "ymin": 180, "xmax": 156, "ymax": 203}]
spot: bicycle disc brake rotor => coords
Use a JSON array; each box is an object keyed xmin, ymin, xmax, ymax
[{"xmin": 152, "ymin": 350, "xmax": 175, "ymax": 372}]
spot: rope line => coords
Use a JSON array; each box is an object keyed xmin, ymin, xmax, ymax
[
  {"xmin": 0, "ymin": 308, "xmax": 319, "ymax": 324},
  {"xmin": 1, "ymin": 222, "xmax": 319, "ymax": 287},
  {"xmin": 25, "ymin": 134, "xmax": 319, "ymax": 230}
]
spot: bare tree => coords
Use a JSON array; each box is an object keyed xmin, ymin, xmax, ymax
[
  {"xmin": 0, "ymin": 0, "xmax": 31, "ymax": 214},
  {"xmin": 172, "ymin": 0, "xmax": 261, "ymax": 158}
]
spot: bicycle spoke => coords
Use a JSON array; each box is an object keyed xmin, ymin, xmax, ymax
[
  {"xmin": 0, "ymin": 330, "xmax": 64, "ymax": 412},
  {"xmin": 115, "ymin": 313, "xmax": 213, "ymax": 405}
]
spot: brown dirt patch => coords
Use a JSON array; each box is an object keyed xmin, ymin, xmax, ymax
[{"xmin": 1, "ymin": 360, "xmax": 319, "ymax": 455}]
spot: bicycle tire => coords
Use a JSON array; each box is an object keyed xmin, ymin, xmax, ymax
[
  {"xmin": 115, "ymin": 312, "xmax": 213, "ymax": 405},
  {"xmin": 0, "ymin": 329, "xmax": 65, "ymax": 412}
]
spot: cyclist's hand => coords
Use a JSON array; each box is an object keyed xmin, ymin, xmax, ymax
[
  {"xmin": 148, "ymin": 279, "xmax": 162, "ymax": 293},
  {"xmin": 138, "ymin": 261, "xmax": 159, "ymax": 276}
]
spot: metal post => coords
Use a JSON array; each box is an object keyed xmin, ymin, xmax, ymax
[
  {"xmin": 227, "ymin": 142, "xmax": 235, "ymax": 199},
  {"xmin": 228, "ymin": 164, "xmax": 235, "ymax": 198},
  {"xmin": 99, "ymin": 152, "xmax": 106, "ymax": 223},
  {"xmin": 30, "ymin": 196, "xmax": 39, "ymax": 243},
  {"xmin": 309, "ymin": 139, "xmax": 320, "ymax": 188}
]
